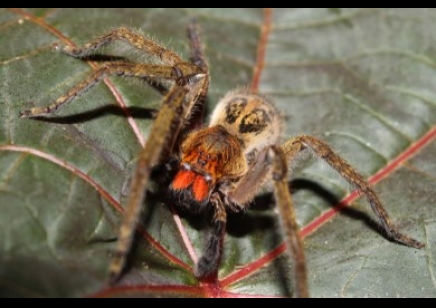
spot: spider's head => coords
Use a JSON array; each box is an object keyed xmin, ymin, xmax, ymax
[{"xmin": 170, "ymin": 125, "xmax": 247, "ymax": 207}]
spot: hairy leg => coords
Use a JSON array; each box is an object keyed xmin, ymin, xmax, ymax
[
  {"xmin": 59, "ymin": 26, "xmax": 184, "ymax": 66},
  {"xmin": 223, "ymin": 146, "xmax": 309, "ymax": 297},
  {"xmin": 20, "ymin": 24, "xmax": 204, "ymax": 118},
  {"xmin": 19, "ymin": 62, "xmax": 200, "ymax": 118},
  {"xmin": 109, "ymin": 79, "xmax": 207, "ymax": 283},
  {"xmin": 270, "ymin": 146, "xmax": 308, "ymax": 298},
  {"xmin": 195, "ymin": 193, "xmax": 227, "ymax": 279},
  {"xmin": 224, "ymin": 146, "xmax": 308, "ymax": 297},
  {"xmin": 281, "ymin": 135, "xmax": 425, "ymax": 249},
  {"xmin": 184, "ymin": 19, "xmax": 209, "ymax": 126},
  {"xmin": 110, "ymin": 21, "xmax": 211, "ymax": 283}
]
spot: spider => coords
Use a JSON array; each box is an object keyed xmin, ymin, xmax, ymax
[{"xmin": 19, "ymin": 21, "xmax": 425, "ymax": 298}]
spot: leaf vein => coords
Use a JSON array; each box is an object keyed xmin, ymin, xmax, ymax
[
  {"xmin": 344, "ymin": 94, "xmax": 412, "ymax": 144},
  {"xmin": 273, "ymin": 8, "xmax": 377, "ymax": 31}
]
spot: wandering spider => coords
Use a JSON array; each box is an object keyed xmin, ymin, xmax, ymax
[{"xmin": 19, "ymin": 21, "xmax": 425, "ymax": 298}]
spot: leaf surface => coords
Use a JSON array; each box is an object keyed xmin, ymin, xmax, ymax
[{"xmin": 0, "ymin": 8, "xmax": 435, "ymax": 298}]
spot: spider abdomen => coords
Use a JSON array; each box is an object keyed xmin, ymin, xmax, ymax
[{"xmin": 208, "ymin": 90, "xmax": 283, "ymax": 158}]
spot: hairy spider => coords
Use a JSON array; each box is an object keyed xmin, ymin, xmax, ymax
[{"xmin": 20, "ymin": 21, "xmax": 424, "ymax": 298}]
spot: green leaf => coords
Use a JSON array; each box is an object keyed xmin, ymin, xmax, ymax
[{"xmin": 0, "ymin": 8, "xmax": 435, "ymax": 298}]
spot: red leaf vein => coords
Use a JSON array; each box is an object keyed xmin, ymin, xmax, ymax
[
  {"xmin": 0, "ymin": 145, "xmax": 190, "ymax": 272},
  {"xmin": 221, "ymin": 125, "xmax": 436, "ymax": 286},
  {"xmin": 8, "ymin": 8, "xmax": 145, "ymax": 147},
  {"xmin": 250, "ymin": 8, "xmax": 273, "ymax": 93}
]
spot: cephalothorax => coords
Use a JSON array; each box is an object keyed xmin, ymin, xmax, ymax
[
  {"xmin": 171, "ymin": 91, "xmax": 282, "ymax": 209},
  {"xmin": 20, "ymin": 21, "xmax": 424, "ymax": 298}
]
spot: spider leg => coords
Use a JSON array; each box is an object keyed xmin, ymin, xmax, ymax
[
  {"xmin": 270, "ymin": 145, "xmax": 309, "ymax": 298},
  {"xmin": 188, "ymin": 19, "xmax": 208, "ymax": 74},
  {"xmin": 226, "ymin": 148, "xmax": 274, "ymax": 207},
  {"xmin": 185, "ymin": 19, "xmax": 209, "ymax": 125},
  {"xmin": 195, "ymin": 193, "xmax": 227, "ymax": 279},
  {"xmin": 106, "ymin": 23, "xmax": 211, "ymax": 283},
  {"xmin": 109, "ymin": 75, "xmax": 207, "ymax": 283},
  {"xmin": 281, "ymin": 135, "xmax": 425, "ymax": 249},
  {"xmin": 19, "ymin": 61, "xmax": 200, "ymax": 118},
  {"xmin": 58, "ymin": 27, "xmax": 184, "ymax": 66},
  {"xmin": 220, "ymin": 147, "xmax": 308, "ymax": 297}
]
